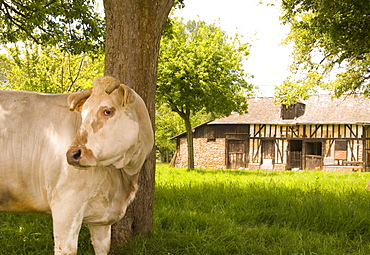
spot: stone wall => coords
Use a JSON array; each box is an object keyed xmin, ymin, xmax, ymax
[
  {"xmin": 322, "ymin": 165, "xmax": 364, "ymax": 172},
  {"xmin": 175, "ymin": 138, "xmax": 365, "ymax": 172},
  {"xmin": 175, "ymin": 138, "xmax": 226, "ymax": 169},
  {"xmin": 248, "ymin": 163, "xmax": 287, "ymax": 171}
]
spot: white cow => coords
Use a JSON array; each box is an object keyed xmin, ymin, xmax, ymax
[{"xmin": 0, "ymin": 76, "xmax": 154, "ymax": 254}]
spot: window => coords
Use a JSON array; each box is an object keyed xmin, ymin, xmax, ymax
[
  {"xmin": 281, "ymin": 105, "xmax": 295, "ymax": 119},
  {"xmin": 335, "ymin": 140, "xmax": 347, "ymax": 151},
  {"xmin": 334, "ymin": 140, "xmax": 347, "ymax": 161},
  {"xmin": 306, "ymin": 142, "xmax": 322, "ymax": 156},
  {"xmin": 281, "ymin": 103, "xmax": 306, "ymax": 120}
]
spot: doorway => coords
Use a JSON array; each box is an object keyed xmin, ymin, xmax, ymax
[
  {"xmin": 289, "ymin": 140, "xmax": 302, "ymax": 169},
  {"xmin": 261, "ymin": 140, "xmax": 275, "ymax": 166},
  {"xmin": 305, "ymin": 141, "xmax": 323, "ymax": 169},
  {"xmin": 227, "ymin": 140, "xmax": 246, "ymax": 169}
]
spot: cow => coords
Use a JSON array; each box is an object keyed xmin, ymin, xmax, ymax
[{"xmin": 0, "ymin": 76, "xmax": 154, "ymax": 254}]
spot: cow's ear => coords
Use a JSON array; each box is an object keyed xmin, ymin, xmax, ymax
[
  {"xmin": 118, "ymin": 85, "xmax": 136, "ymax": 106},
  {"xmin": 68, "ymin": 88, "xmax": 92, "ymax": 112}
]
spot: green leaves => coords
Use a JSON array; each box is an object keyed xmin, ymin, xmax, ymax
[
  {"xmin": 1, "ymin": 42, "xmax": 104, "ymax": 93},
  {"xmin": 157, "ymin": 18, "xmax": 253, "ymax": 120},
  {"xmin": 277, "ymin": 0, "xmax": 370, "ymax": 100},
  {"xmin": 0, "ymin": 0, "xmax": 105, "ymax": 55},
  {"xmin": 156, "ymin": 18, "xmax": 253, "ymax": 169}
]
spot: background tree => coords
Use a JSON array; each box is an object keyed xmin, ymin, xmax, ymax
[
  {"xmin": 156, "ymin": 104, "xmax": 211, "ymax": 163},
  {"xmin": 0, "ymin": 0, "xmax": 105, "ymax": 54},
  {"xmin": 156, "ymin": 104, "xmax": 183, "ymax": 163},
  {"xmin": 1, "ymin": 42, "xmax": 103, "ymax": 93},
  {"xmin": 276, "ymin": 0, "xmax": 370, "ymax": 104},
  {"xmin": 157, "ymin": 18, "xmax": 253, "ymax": 170}
]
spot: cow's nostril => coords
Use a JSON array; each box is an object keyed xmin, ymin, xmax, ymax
[
  {"xmin": 67, "ymin": 148, "xmax": 82, "ymax": 165},
  {"xmin": 72, "ymin": 149, "xmax": 81, "ymax": 160}
]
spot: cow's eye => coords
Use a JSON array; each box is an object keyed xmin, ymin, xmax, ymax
[
  {"xmin": 101, "ymin": 107, "xmax": 116, "ymax": 118},
  {"xmin": 103, "ymin": 109, "xmax": 112, "ymax": 116}
]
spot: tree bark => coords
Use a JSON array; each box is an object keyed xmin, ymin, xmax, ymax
[
  {"xmin": 103, "ymin": 0, "xmax": 174, "ymax": 250},
  {"xmin": 184, "ymin": 114, "xmax": 195, "ymax": 170}
]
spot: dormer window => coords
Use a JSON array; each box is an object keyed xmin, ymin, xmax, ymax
[{"xmin": 281, "ymin": 103, "xmax": 306, "ymax": 120}]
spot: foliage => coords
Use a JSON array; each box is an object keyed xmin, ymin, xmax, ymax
[
  {"xmin": 0, "ymin": 0, "xmax": 184, "ymax": 54},
  {"xmin": 0, "ymin": 54, "xmax": 12, "ymax": 86},
  {"xmin": 157, "ymin": 18, "xmax": 253, "ymax": 169},
  {"xmin": 330, "ymin": 57, "xmax": 370, "ymax": 97},
  {"xmin": 1, "ymin": 42, "xmax": 104, "ymax": 93},
  {"xmin": 155, "ymin": 104, "xmax": 211, "ymax": 163},
  {"xmin": 157, "ymin": 18, "xmax": 252, "ymax": 120},
  {"xmin": 0, "ymin": 1, "xmax": 104, "ymax": 93},
  {"xmin": 155, "ymin": 104, "xmax": 184, "ymax": 162},
  {"xmin": 0, "ymin": 0, "xmax": 105, "ymax": 54},
  {"xmin": 274, "ymin": 72, "xmax": 322, "ymax": 105},
  {"xmin": 276, "ymin": 0, "xmax": 370, "ymax": 104}
]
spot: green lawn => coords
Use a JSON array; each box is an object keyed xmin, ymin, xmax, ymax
[
  {"xmin": 122, "ymin": 164, "xmax": 370, "ymax": 255},
  {"xmin": 0, "ymin": 164, "xmax": 370, "ymax": 254}
]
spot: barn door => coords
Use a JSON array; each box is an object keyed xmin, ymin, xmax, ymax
[
  {"xmin": 262, "ymin": 140, "xmax": 275, "ymax": 165},
  {"xmin": 227, "ymin": 140, "xmax": 246, "ymax": 169},
  {"xmin": 305, "ymin": 141, "xmax": 323, "ymax": 169},
  {"xmin": 289, "ymin": 140, "xmax": 303, "ymax": 169}
]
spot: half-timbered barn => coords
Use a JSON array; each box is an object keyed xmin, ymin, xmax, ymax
[{"xmin": 172, "ymin": 95, "xmax": 370, "ymax": 172}]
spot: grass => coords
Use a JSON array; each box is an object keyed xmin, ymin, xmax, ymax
[
  {"xmin": 0, "ymin": 213, "xmax": 94, "ymax": 254},
  {"xmin": 0, "ymin": 164, "xmax": 370, "ymax": 254},
  {"xmin": 122, "ymin": 164, "xmax": 370, "ymax": 255}
]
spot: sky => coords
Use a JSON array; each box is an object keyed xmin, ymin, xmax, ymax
[{"xmin": 173, "ymin": 0, "xmax": 293, "ymax": 97}]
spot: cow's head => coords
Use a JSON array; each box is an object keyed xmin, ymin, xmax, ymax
[{"xmin": 66, "ymin": 76, "xmax": 153, "ymax": 175}]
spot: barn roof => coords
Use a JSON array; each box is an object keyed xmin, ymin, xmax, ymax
[
  {"xmin": 211, "ymin": 94, "xmax": 370, "ymax": 125},
  {"xmin": 171, "ymin": 94, "xmax": 370, "ymax": 139}
]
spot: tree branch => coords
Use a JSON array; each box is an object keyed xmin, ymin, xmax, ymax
[{"xmin": 0, "ymin": 2, "xmax": 41, "ymax": 44}]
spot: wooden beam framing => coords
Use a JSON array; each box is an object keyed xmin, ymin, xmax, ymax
[
  {"xmin": 345, "ymin": 124, "xmax": 357, "ymax": 138},
  {"xmin": 254, "ymin": 124, "xmax": 266, "ymax": 137},
  {"xmin": 310, "ymin": 125, "xmax": 323, "ymax": 138}
]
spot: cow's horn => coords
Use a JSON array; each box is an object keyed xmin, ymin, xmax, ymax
[
  {"xmin": 68, "ymin": 88, "xmax": 92, "ymax": 111},
  {"xmin": 105, "ymin": 79, "xmax": 121, "ymax": 94}
]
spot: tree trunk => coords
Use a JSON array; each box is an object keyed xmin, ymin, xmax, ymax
[
  {"xmin": 184, "ymin": 114, "xmax": 195, "ymax": 170},
  {"xmin": 103, "ymin": 0, "xmax": 174, "ymax": 250}
]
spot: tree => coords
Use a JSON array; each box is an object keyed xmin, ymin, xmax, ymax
[
  {"xmin": 2, "ymin": 42, "xmax": 103, "ymax": 93},
  {"xmin": 157, "ymin": 18, "xmax": 253, "ymax": 170},
  {"xmin": 0, "ymin": 0, "xmax": 105, "ymax": 54},
  {"xmin": 276, "ymin": 0, "xmax": 370, "ymax": 104},
  {"xmin": 156, "ymin": 104, "xmax": 212, "ymax": 163},
  {"xmin": 156, "ymin": 104, "xmax": 183, "ymax": 163},
  {"xmin": 0, "ymin": 0, "xmax": 178, "ymax": 250},
  {"xmin": 103, "ymin": 0, "xmax": 175, "ymax": 250}
]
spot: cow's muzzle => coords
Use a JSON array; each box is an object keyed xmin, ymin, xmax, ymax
[
  {"xmin": 67, "ymin": 146, "xmax": 97, "ymax": 168},
  {"xmin": 66, "ymin": 147, "xmax": 83, "ymax": 166}
]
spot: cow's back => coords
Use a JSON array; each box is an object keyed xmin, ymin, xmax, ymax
[{"xmin": 0, "ymin": 90, "xmax": 81, "ymax": 213}]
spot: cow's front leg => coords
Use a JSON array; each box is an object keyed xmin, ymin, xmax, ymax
[
  {"xmin": 88, "ymin": 224, "xmax": 111, "ymax": 255},
  {"xmin": 51, "ymin": 205, "xmax": 86, "ymax": 255}
]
